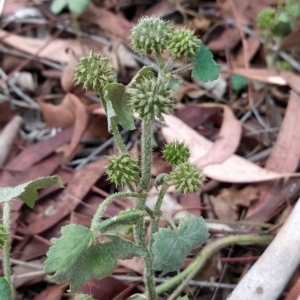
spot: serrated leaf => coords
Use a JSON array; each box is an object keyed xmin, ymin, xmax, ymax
[
  {"xmin": 0, "ymin": 176, "xmax": 63, "ymax": 208},
  {"xmin": 104, "ymin": 83, "xmax": 135, "ymax": 131},
  {"xmin": 0, "ymin": 277, "xmax": 12, "ymax": 300},
  {"xmin": 152, "ymin": 213, "xmax": 209, "ymax": 271},
  {"xmin": 128, "ymin": 66, "xmax": 155, "ymax": 88},
  {"xmin": 44, "ymin": 224, "xmax": 145, "ymax": 291},
  {"xmin": 231, "ymin": 74, "xmax": 248, "ymax": 92},
  {"xmin": 190, "ymin": 43, "xmax": 220, "ymax": 83}
]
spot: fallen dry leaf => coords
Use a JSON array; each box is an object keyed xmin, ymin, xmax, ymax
[
  {"xmin": 246, "ymin": 91, "xmax": 300, "ymax": 221},
  {"xmin": 197, "ymin": 103, "xmax": 242, "ymax": 166},
  {"xmin": 235, "ymin": 36, "xmax": 261, "ymax": 67},
  {"xmin": 0, "ymin": 29, "xmax": 94, "ymax": 64},
  {"xmin": 231, "ymin": 68, "xmax": 300, "ymax": 94},
  {"xmin": 39, "ymin": 93, "xmax": 89, "ymax": 161},
  {"xmin": 208, "ymin": 27, "xmax": 241, "ymax": 52},
  {"xmin": 210, "ymin": 186, "xmax": 258, "ymax": 221},
  {"xmin": 162, "ymin": 114, "xmax": 299, "ymax": 183}
]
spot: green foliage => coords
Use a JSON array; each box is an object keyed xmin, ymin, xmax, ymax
[
  {"xmin": 164, "ymin": 73, "xmax": 182, "ymax": 92},
  {"xmin": 168, "ymin": 28, "xmax": 201, "ymax": 58},
  {"xmin": 152, "ymin": 214, "xmax": 209, "ymax": 271},
  {"xmin": 106, "ymin": 153, "xmax": 139, "ymax": 186},
  {"xmin": 0, "ymin": 176, "xmax": 63, "ymax": 208},
  {"xmin": 0, "ymin": 277, "xmax": 11, "ymax": 300},
  {"xmin": 190, "ymin": 43, "xmax": 220, "ymax": 83},
  {"xmin": 53, "ymin": 15, "xmax": 216, "ymax": 300},
  {"xmin": 169, "ymin": 162, "xmax": 205, "ymax": 194},
  {"xmin": 73, "ymin": 294, "xmax": 95, "ymax": 300},
  {"xmin": 163, "ymin": 141, "xmax": 190, "ymax": 166},
  {"xmin": 176, "ymin": 296, "xmax": 190, "ymax": 300},
  {"xmin": 103, "ymin": 83, "xmax": 135, "ymax": 131},
  {"xmin": 130, "ymin": 17, "xmax": 172, "ymax": 56},
  {"xmin": 0, "ymin": 225, "xmax": 6, "ymax": 248},
  {"xmin": 275, "ymin": 60, "xmax": 292, "ymax": 71},
  {"xmin": 231, "ymin": 74, "xmax": 248, "ymax": 92},
  {"xmin": 44, "ymin": 224, "xmax": 145, "ymax": 291},
  {"xmin": 51, "ymin": 0, "xmax": 91, "ymax": 15}
]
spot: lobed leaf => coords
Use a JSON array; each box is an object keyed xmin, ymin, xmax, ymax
[
  {"xmin": 190, "ymin": 43, "xmax": 220, "ymax": 83},
  {"xmin": 0, "ymin": 277, "xmax": 12, "ymax": 300},
  {"xmin": 0, "ymin": 176, "xmax": 63, "ymax": 208},
  {"xmin": 44, "ymin": 224, "xmax": 145, "ymax": 291},
  {"xmin": 152, "ymin": 213, "xmax": 209, "ymax": 271}
]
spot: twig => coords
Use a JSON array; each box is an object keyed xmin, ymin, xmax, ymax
[{"xmin": 227, "ymin": 197, "xmax": 300, "ymax": 300}]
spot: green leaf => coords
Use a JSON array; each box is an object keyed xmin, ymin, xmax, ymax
[
  {"xmin": 190, "ymin": 43, "xmax": 220, "ymax": 83},
  {"xmin": 165, "ymin": 74, "xmax": 182, "ymax": 92},
  {"xmin": 68, "ymin": 0, "xmax": 91, "ymax": 15},
  {"xmin": 95, "ymin": 210, "xmax": 143, "ymax": 233},
  {"xmin": 231, "ymin": 74, "xmax": 248, "ymax": 92},
  {"xmin": 104, "ymin": 83, "xmax": 135, "ymax": 131},
  {"xmin": 44, "ymin": 224, "xmax": 145, "ymax": 291},
  {"xmin": 152, "ymin": 213, "xmax": 209, "ymax": 271},
  {"xmin": 50, "ymin": 0, "xmax": 91, "ymax": 15},
  {"xmin": 0, "ymin": 277, "xmax": 12, "ymax": 300},
  {"xmin": 128, "ymin": 66, "xmax": 155, "ymax": 88},
  {"xmin": 0, "ymin": 176, "xmax": 63, "ymax": 208},
  {"xmin": 0, "ymin": 225, "xmax": 6, "ymax": 248},
  {"xmin": 50, "ymin": 0, "xmax": 68, "ymax": 14}
]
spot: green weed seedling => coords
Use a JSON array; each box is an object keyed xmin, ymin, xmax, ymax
[
  {"xmin": 40, "ymin": 16, "xmax": 220, "ymax": 300},
  {"xmin": 257, "ymin": 0, "xmax": 300, "ymax": 69}
]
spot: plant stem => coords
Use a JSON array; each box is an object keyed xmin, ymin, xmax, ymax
[
  {"xmin": 155, "ymin": 51, "xmax": 165, "ymax": 70},
  {"xmin": 2, "ymin": 201, "xmax": 12, "ymax": 295},
  {"xmin": 152, "ymin": 182, "xmax": 169, "ymax": 234},
  {"xmin": 138, "ymin": 121, "xmax": 153, "ymax": 193},
  {"xmin": 110, "ymin": 121, "xmax": 127, "ymax": 153},
  {"xmin": 98, "ymin": 90, "xmax": 127, "ymax": 154},
  {"xmin": 155, "ymin": 234, "xmax": 274, "ymax": 298},
  {"xmin": 134, "ymin": 120, "xmax": 157, "ymax": 300},
  {"xmin": 91, "ymin": 192, "xmax": 139, "ymax": 230}
]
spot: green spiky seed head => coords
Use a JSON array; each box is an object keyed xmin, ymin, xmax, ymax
[
  {"xmin": 130, "ymin": 16, "xmax": 172, "ymax": 56},
  {"xmin": 257, "ymin": 8, "xmax": 278, "ymax": 31},
  {"xmin": 169, "ymin": 162, "xmax": 205, "ymax": 194},
  {"xmin": 106, "ymin": 153, "xmax": 139, "ymax": 186},
  {"xmin": 0, "ymin": 224, "xmax": 6, "ymax": 248},
  {"xmin": 128, "ymin": 77, "xmax": 175, "ymax": 122},
  {"xmin": 74, "ymin": 52, "xmax": 115, "ymax": 91},
  {"xmin": 168, "ymin": 28, "xmax": 201, "ymax": 58},
  {"xmin": 163, "ymin": 141, "xmax": 190, "ymax": 166},
  {"xmin": 73, "ymin": 295, "xmax": 95, "ymax": 300}
]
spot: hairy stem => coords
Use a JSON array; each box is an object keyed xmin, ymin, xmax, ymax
[
  {"xmin": 134, "ymin": 120, "xmax": 157, "ymax": 299},
  {"xmin": 2, "ymin": 201, "xmax": 12, "ymax": 295},
  {"xmin": 91, "ymin": 192, "xmax": 139, "ymax": 230},
  {"xmin": 155, "ymin": 234, "xmax": 274, "ymax": 297}
]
